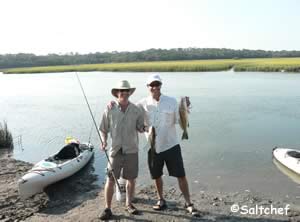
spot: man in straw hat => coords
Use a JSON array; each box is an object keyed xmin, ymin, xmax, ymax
[
  {"xmin": 99, "ymin": 80, "xmax": 145, "ymax": 220},
  {"xmin": 137, "ymin": 74, "xmax": 199, "ymax": 216}
]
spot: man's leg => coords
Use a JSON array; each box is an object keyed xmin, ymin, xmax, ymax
[
  {"xmin": 104, "ymin": 152, "xmax": 122, "ymax": 209},
  {"xmin": 104, "ymin": 178, "xmax": 115, "ymax": 209},
  {"xmin": 165, "ymin": 145, "xmax": 198, "ymax": 215},
  {"xmin": 178, "ymin": 176, "xmax": 199, "ymax": 216},
  {"xmin": 152, "ymin": 176, "xmax": 167, "ymax": 210},
  {"xmin": 123, "ymin": 153, "xmax": 138, "ymax": 207},
  {"xmin": 147, "ymin": 150, "xmax": 164, "ymax": 200},
  {"xmin": 165, "ymin": 144, "xmax": 187, "ymax": 201},
  {"xmin": 125, "ymin": 179, "xmax": 135, "ymax": 206},
  {"xmin": 99, "ymin": 177, "xmax": 115, "ymax": 220},
  {"xmin": 154, "ymin": 177, "xmax": 164, "ymax": 200},
  {"xmin": 177, "ymin": 176, "xmax": 191, "ymax": 205},
  {"xmin": 123, "ymin": 153, "xmax": 139, "ymax": 214},
  {"xmin": 99, "ymin": 151, "xmax": 122, "ymax": 220}
]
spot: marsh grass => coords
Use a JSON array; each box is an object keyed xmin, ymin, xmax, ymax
[
  {"xmin": 2, "ymin": 58, "xmax": 300, "ymax": 74},
  {"xmin": 234, "ymin": 58, "xmax": 300, "ymax": 72},
  {"xmin": 0, "ymin": 121, "xmax": 13, "ymax": 149}
]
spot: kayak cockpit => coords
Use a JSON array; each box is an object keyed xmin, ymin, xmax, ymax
[
  {"xmin": 287, "ymin": 151, "xmax": 300, "ymax": 159},
  {"xmin": 45, "ymin": 143, "xmax": 93, "ymax": 164},
  {"xmin": 45, "ymin": 143, "xmax": 81, "ymax": 162}
]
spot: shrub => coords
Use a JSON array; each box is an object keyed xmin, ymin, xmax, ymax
[{"xmin": 0, "ymin": 121, "xmax": 13, "ymax": 149}]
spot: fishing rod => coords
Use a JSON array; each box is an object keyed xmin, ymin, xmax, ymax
[
  {"xmin": 87, "ymin": 122, "xmax": 94, "ymax": 144},
  {"xmin": 87, "ymin": 105, "xmax": 98, "ymax": 144},
  {"xmin": 75, "ymin": 73, "xmax": 121, "ymax": 192},
  {"xmin": 86, "ymin": 102, "xmax": 98, "ymax": 143}
]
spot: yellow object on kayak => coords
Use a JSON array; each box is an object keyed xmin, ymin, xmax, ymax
[{"xmin": 65, "ymin": 136, "xmax": 79, "ymax": 144}]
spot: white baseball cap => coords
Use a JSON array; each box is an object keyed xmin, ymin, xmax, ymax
[{"xmin": 146, "ymin": 74, "xmax": 162, "ymax": 85}]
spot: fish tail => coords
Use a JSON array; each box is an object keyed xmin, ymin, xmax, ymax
[{"xmin": 182, "ymin": 131, "xmax": 188, "ymax": 140}]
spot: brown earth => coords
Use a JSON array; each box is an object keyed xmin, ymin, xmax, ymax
[{"xmin": 1, "ymin": 152, "xmax": 300, "ymax": 222}]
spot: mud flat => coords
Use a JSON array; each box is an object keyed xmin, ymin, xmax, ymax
[{"xmin": 1, "ymin": 152, "xmax": 300, "ymax": 222}]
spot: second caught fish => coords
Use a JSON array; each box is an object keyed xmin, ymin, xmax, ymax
[
  {"xmin": 148, "ymin": 126, "xmax": 156, "ymax": 167},
  {"xmin": 179, "ymin": 96, "xmax": 190, "ymax": 140}
]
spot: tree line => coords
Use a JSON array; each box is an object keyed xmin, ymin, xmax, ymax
[{"xmin": 1, "ymin": 48, "xmax": 300, "ymax": 69}]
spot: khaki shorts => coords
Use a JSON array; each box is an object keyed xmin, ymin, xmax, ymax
[{"xmin": 107, "ymin": 149, "xmax": 138, "ymax": 180}]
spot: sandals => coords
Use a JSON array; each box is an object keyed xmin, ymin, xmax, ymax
[
  {"xmin": 153, "ymin": 199, "xmax": 167, "ymax": 211},
  {"xmin": 185, "ymin": 203, "xmax": 200, "ymax": 217},
  {"xmin": 126, "ymin": 204, "xmax": 139, "ymax": 215},
  {"xmin": 99, "ymin": 208, "xmax": 113, "ymax": 220}
]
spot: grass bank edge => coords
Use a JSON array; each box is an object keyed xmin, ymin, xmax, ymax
[{"xmin": 3, "ymin": 58, "xmax": 300, "ymax": 74}]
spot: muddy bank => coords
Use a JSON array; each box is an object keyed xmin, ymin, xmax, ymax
[
  {"xmin": 0, "ymin": 156, "xmax": 48, "ymax": 221},
  {"xmin": 1, "ymin": 154, "xmax": 300, "ymax": 221},
  {"xmin": 27, "ymin": 183, "xmax": 300, "ymax": 222}
]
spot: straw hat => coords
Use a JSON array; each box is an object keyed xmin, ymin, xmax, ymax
[{"xmin": 111, "ymin": 80, "xmax": 136, "ymax": 98}]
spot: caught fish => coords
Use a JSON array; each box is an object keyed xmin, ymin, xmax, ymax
[
  {"xmin": 148, "ymin": 126, "xmax": 156, "ymax": 167},
  {"xmin": 179, "ymin": 96, "xmax": 190, "ymax": 140}
]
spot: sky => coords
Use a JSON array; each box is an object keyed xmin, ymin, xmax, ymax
[{"xmin": 0, "ymin": 0, "xmax": 300, "ymax": 55}]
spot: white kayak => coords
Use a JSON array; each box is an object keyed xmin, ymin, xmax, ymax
[
  {"xmin": 18, "ymin": 142, "xmax": 94, "ymax": 198},
  {"xmin": 272, "ymin": 147, "xmax": 300, "ymax": 175},
  {"xmin": 273, "ymin": 157, "xmax": 300, "ymax": 185}
]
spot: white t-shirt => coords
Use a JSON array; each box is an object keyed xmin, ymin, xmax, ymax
[{"xmin": 137, "ymin": 94, "xmax": 180, "ymax": 153}]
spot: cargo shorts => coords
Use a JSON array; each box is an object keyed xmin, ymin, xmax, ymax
[{"xmin": 107, "ymin": 148, "xmax": 138, "ymax": 180}]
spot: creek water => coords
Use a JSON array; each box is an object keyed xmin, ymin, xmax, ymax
[{"xmin": 1, "ymin": 71, "xmax": 300, "ymax": 203}]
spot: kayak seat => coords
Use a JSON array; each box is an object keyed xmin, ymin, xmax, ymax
[
  {"xmin": 287, "ymin": 151, "xmax": 300, "ymax": 159},
  {"xmin": 54, "ymin": 143, "xmax": 81, "ymax": 160}
]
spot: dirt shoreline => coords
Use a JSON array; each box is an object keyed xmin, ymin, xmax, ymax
[
  {"xmin": 1, "ymin": 155, "xmax": 300, "ymax": 222},
  {"xmin": 0, "ymin": 155, "xmax": 48, "ymax": 222}
]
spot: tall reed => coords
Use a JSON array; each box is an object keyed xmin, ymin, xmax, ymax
[{"xmin": 0, "ymin": 121, "xmax": 13, "ymax": 149}]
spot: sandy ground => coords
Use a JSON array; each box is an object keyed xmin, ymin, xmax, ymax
[{"xmin": 1, "ymin": 152, "xmax": 300, "ymax": 222}]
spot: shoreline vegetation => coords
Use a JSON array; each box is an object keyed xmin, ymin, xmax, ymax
[
  {"xmin": 2, "ymin": 48, "xmax": 300, "ymax": 70},
  {"xmin": 2, "ymin": 57, "xmax": 300, "ymax": 74},
  {"xmin": 0, "ymin": 121, "xmax": 13, "ymax": 149}
]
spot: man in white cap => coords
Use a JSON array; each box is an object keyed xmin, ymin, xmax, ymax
[
  {"xmin": 137, "ymin": 74, "xmax": 198, "ymax": 216},
  {"xmin": 99, "ymin": 80, "xmax": 145, "ymax": 220}
]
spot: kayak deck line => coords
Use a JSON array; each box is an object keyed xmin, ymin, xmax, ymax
[{"xmin": 29, "ymin": 168, "xmax": 56, "ymax": 176}]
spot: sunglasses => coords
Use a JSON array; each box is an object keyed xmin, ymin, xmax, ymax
[
  {"xmin": 118, "ymin": 89, "xmax": 130, "ymax": 93},
  {"xmin": 148, "ymin": 81, "xmax": 161, "ymax": 87}
]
